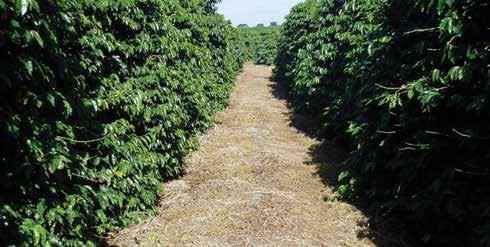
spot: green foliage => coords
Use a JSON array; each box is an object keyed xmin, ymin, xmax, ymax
[
  {"xmin": 274, "ymin": 0, "xmax": 321, "ymax": 112},
  {"xmin": 276, "ymin": 0, "xmax": 489, "ymax": 245},
  {"xmin": 239, "ymin": 26, "xmax": 280, "ymax": 65},
  {"xmin": 0, "ymin": 0, "xmax": 243, "ymax": 245},
  {"xmin": 203, "ymin": 0, "xmax": 222, "ymax": 13}
]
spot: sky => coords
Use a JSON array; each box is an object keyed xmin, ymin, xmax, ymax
[{"xmin": 217, "ymin": 0, "xmax": 303, "ymax": 27}]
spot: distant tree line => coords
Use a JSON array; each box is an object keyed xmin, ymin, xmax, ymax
[{"xmin": 237, "ymin": 22, "xmax": 279, "ymax": 28}]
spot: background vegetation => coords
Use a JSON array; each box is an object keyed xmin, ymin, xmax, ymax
[
  {"xmin": 275, "ymin": 0, "xmax": 489, "ymax": 246},
  {"xmin": 0, "ymin": 0, "xmax": 242, "ymax": 245},
  {"xmin": 239, "ymin": 26, "xmax": 280, "ymax": 65}
]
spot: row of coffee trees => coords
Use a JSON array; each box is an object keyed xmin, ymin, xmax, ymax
[
  {"xmin": 238, "ymin": 26, "xmax": 280, "ymax": 65},
  {"xmin": 0, "ymin": 0, "xmax": 243, "ymax": 245},
  {"xmin": 275, "ymin": 0, "xmax": 489, "ymax": 246}
]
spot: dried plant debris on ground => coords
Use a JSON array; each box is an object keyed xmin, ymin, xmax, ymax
[{"xmin": 110, "ymin": 64, "xmax": 374, "ymax": 246}]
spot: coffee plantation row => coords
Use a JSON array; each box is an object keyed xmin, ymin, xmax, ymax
[
  {"xmin": 238, "ymin": 26, "xmax": 280, "ymax": 66},
  {"xmin": 276, "ymin": 0, "xmax": 489, "ymax": 246},
  {"xmin": 0, "ymin": 0, "xmax": 243, "ymax": 245}
]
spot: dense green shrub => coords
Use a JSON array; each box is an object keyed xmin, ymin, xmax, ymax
[
  {"xmin": 276, "ymin": 0, "xmax": 489, "ymax": 245},
  {"xmin": 239, "ymin": 26, "xmax": 280, "ymax": 65},
  {"xmin": 0, "ymin": 0, "xmax": 242, "ymax": 245},
  {"xmin": 274, "ymin": 0, "xmax": 321, "ymax": 112}
]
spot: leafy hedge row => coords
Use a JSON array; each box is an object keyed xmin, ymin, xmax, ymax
[
  {"xmin": 0, "ymin": 0, "xmax": 242, "ymax": 245},
  {"xmin": 276, "ymin": 0, "xmax": 489, "ymax": 245},
  {"xmin": 239, "ymin": 26, "xmax": 280, "ymax": 65}
]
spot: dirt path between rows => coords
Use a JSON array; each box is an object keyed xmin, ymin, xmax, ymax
[{"xmin": 111, "ymin": 64, "xmax": 374, "ymax": 246}]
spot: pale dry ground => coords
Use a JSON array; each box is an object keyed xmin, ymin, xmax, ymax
[{"xmin": 110, "ymin": 64, "xmax": 374, "ymax": 247}]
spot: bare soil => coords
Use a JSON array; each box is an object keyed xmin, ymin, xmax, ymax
[{"xmin": 110, "ymin": 64, "xmax": 374, "ymax": 246}]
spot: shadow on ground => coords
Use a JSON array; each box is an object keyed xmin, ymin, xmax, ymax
[
  {"xmin": 268, "ymin": 77, "xmax": 417, "ymax": 247},
  {"xmin": 267, "ymin": 76, "xmax": 322, "ymax": 139}
]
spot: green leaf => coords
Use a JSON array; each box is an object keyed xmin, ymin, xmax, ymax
[
  {"xmin": 46, "ymin": 93, "xmax": 56, "ymax": 107},
  {"xmin": 15, "ymin": 0, "xmax": 28, "ymax": 16},
  {"xmin": 33, "ymin": 224, "xmax": 47, "ymax": 245},
  {"xmin": 2, "ymin": 205, "xmax": 20, "ymax": 218},
  {"xmin": 437, "ymin": 0, "xmax": 454, "ymax": 14},
  {"xmin": 448, "ymin": 66, "xmax": 463, "ymax": 82},
  {"xmin": 93, "ymin": 157, "xmax": 101, "ymax": 166},
  {"xmin": 30, "ymin": 30, "xmax": 44, "ymax": 48},
  {"xmin": 10, "ymin": 20, "xmax": 20, "ymax": 28},
  {"xmin": 439, "ymin": 17, "xmax": 452, "ymax": 32},
  {"xmin": 96, "ymin": 210, "xmax": 107, "ymax": 223},
  {"xmin": 414, "ymin": 80, "xmax": 425, "ymax": 92},
  {"xmin": 407, "ymin": 87, "xmax": 415, "ymax": 99},
  {"xmin": 114, "ymin": 170, "xmax": 124, "ymax": 178},
  {"xmin": 379, "ymin": 36, "xmax": 391, "ymax": 44},
  {"xmin": 432, "ymin": 69, "xmax": 441, "ymax": 83},
  {"xmin": 62, "ymin": 100, "xmax": 73, "ymax": 117},
  {"xmin": 24, "ymin": 60, "xmax": 33, "ymax": 76},
  {"xmin": 35, "ymin": 199, "xmax": 47, "ymax": 219},
  {"xmin": 338, "ymin": 171, "xmax": 350, "ymax": 182},
  {"xmin": 467, "ymin": 48, "xmax": 478, "ymax": 60},
  {"xmin": 60, "ymin": 12, "xmax": 71, "ymax": 24},
  {"xmin": 49, "ymin": 155, "xmax": 66, "ymax": 173},
  {"xmin": 437, "ymin": 0, "xmax": 444, "ymax": 13}
]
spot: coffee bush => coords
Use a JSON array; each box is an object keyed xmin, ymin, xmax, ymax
[{"xmin": 0, "ymin": 0, "xmax": 243, "ymax": 245}]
